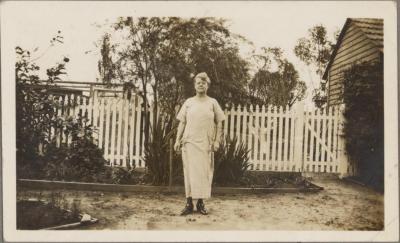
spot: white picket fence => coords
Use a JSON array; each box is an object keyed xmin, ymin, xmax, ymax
[
  {"xmin": 48, "ymin": 89, "xmax": 355, "ymax": 176},
  {"xmin": 224, "ymin": 103, "xmax": 354, "ymax": 175},
  {"xmin": 52, "ymin": 92, "xmax": 147, "ymax": 168}
]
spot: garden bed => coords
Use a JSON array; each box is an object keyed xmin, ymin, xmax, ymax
[
  {"xmin": 17, "ymin": 199, "xmax": 80, "ymax": 230},
  {"xmin": 216, "ymin": 171, "xmax": 320, "ymax": 188},
  {"xmin": 17, "ymin": 172, "xmax": 323, "ymax": 194},
  {"xmin": 17, "ymin": 197, "xmax": 98, "ymax": 230}
]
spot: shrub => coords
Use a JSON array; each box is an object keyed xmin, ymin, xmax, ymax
[
  {"xmin": 15, "ymin": 46, "xmax": 69, "ymax": 179},
  {"xmin": 143, "ymin": 116, "xmax": 183, "ymax": 185},
  {"xmin": 213, "ymin": 135, "xmax": 250, "ymax": 186},
  {"xmin": 110, "ymin": 165, "xmax": 137, "ymax": 185},
  {"xmin": 342, "ymin": 60, "xmax": 384, "ymax": 191},
  {"xmin": 42, "ymin": 115, "xmax": 109, "ymax": 183}
]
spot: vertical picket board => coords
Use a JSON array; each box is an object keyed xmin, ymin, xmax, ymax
[
  {"xmin": 76, "ymin": 95, "xmax": 81, "ymax": 118},
  {"xmin": 56, "ymin": 95, "xmax": 63, "ymax": 147},
  {"xmin": 321, "ymin": 108, "xmax": 328, "ymax": 163},
  {"xmin": 309, "ymin": 109, "xmax": 316, "ymax": 171},
  {"xmin": 65, "ymin": 95, "xmax": 73, "ymax": 145},
  {"xmin": 87, "ymin": 92, "xmax": 94, "ymax": 126},
  {"xmin": 283, "ymin": 105, "xmax": 290, "ymax": 170},
  {"xmin": 145, "ymin": 104, "xmax": 153, "ymax": 167},
  {"xmin": 335, "ymin": 106, "xmax": 343, "ymax": 173},
  {"xmin": 289, "ymin": 106, "xmax": 296, "ymax": 169},
  {"xmin": 265, "ymin": 105, "xmax": 272, "ymax": 169},
  {"xmin": 70, "ymin": 94, "xmax": 76, "ymax": 118},
  {"xmin": 103, "ymin": 98, "xmax": 112, "ymax": 163},
  {"xmin": 86, "ymin": 96, "xmax": 91, "ymax": 121},
  {"xmin": 81, "ymin": 96, "xmax": 86, "ymax": 119},
  {"xmin": 253, "ymin": 105, "xmax": 260, "ymax": 169},
  {"xmin": 84, "ymin": 96, "xmax": 89, "ymax": 119},
  {"xmin": 326, "ymin": 106, "xmax": 334, "ymax": 172},
  {"xmin": 242, "ymin": 105, "xmax": 248, "ymax": 149},
  {"xmin": 332, "ymin": 106, "xmax": 340, "ymax": 171},
  {"xmin": 129, "ymin": 98, "xmax": 139, "ymax": 166},
  {"xmin": 115, "ymin": 98, "xmax": 123, "ymax": 166},
  {"xmin": 276, "ymin": 107, "xmax": 282, "ymax": 170},
  {"xmin": 69, "ymin": 94, "xmax": 76, "ymax": 144},
  {"xmin": 271, "ymin": 106, "xmax": 278, "ymax": 170},
  {"xmin": 260, "ymin": 105, "xmax": 266, "ymax": 170},
  {"xmin": 83, "ymin": 96, "xmax": 89, "ymax": 120},
  {"xmin": 315, "ymin": 109, "xmax": 322, "ymax": 172},
  {"xmin": 302, "ymin": 111, "xmax": 309, "ymax": 170},
  {"xmin": 50, "ymin": 95, "xmax": 56, "ymax": 141},
  {"xmin": 247, "ymin": 105, "xmax": 254, "ymax": 169},
  {"xmin": 122, "ymin": 95, "xmax": 130, "ymax": 167},
  {"xmin": 327, "ymin": 106, "xmax": 334, "ymax": 164},
  {"xmin": 236, "ymin": 105, "xmax": 242, "ymax": 142},
  {"xmin": 135, "ymin": 99, "xmax": 143, "ymax": 167},
  {"xmin": 110, "ymin": 98, "xmax": 117, "ymax": 166},
  {"xmin": 76, "ymin": 95, "xmax": 81, "ymax": 117},
  {"xmin": 92, "ymin": 90, "xmax": 99, "ymax": 129},
  {"xmin": 229, "ymin": 105, "xmax": 235, "ymax": 140},
  {"xmin": 98, "ymin": 97, "xmax": 105, "ymax": 149},
  {"xmin": 61, "ymin": 95, "xmax": 68, "ymax": 144}
]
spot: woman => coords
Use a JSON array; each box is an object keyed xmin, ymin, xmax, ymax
[{"xmin": 174, "ymin": 72, "xmax": 225, "ymax": 216}]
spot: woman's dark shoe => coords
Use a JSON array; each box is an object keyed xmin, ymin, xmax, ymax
[
  {"xmin": 196, "ymin": 201, "xmax": 208, "ymax": 215},
  {"xmin": 180, "ymin": 203, "xmax": 194, "ymax": 216}
]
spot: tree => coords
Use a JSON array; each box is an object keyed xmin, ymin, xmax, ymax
[
  {"xmin": 294, "ymin": 24, "xmax": 335, "ymax": 107},
  {"xmin": 157, "ymin": 18, "xmax": 251, "ymax": 109},
  {"xmin": 248, "ymin": 47, "xmax": 306, "ymax": 107},
  {"xmin": 101, "ymin": 17, "xmax": 251, "ymax": 136},
  {"xmin": 98, "ymin": 33, "xmax": 116, "ymax": 86}
]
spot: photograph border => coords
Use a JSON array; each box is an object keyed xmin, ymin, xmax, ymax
[{"xmin": 1, "ymin": 1, "xmax": 398, "ymax": 242}]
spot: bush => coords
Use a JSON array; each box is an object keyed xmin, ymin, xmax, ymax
[
  {"xmin": 110, "ymin": 165, "xmax": 137, "ymax": 185},
  {"xmin": 342, "ymin": 60, "xmax": 384, "ymax": 191},
  {"xmin": 143, "ymin": 117, "xmax": 183, "ymax": 185},
  {"xmin": 42, "ymin": 115, "xmax": 109, "ymax": 183},
  {"xmin": 15, "ymin": 46, "xmax": 69, "ymax": 179},
  {"xmin": 213, "ymin": 135, "xmax": 250, "ymax": 186}
]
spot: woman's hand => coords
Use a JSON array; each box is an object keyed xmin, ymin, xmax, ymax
[
  {"xmin": 211, "ymin": 141, "xmax": 220, "ymax": 152},
  {"xmin": 174, "ymin": 141, "xmax": 181, "ymax": 152}
]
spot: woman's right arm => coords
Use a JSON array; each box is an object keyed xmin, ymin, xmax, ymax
[{"xmin": 174, "ymin": 121, "xmax": 185, "ymax": 151}]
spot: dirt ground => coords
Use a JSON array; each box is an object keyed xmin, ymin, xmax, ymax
[{"xmin": 17, "ymin": 179, "xmax": 384, "ymax": 230}]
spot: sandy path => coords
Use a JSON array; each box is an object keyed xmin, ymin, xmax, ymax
[{"xmin": 17, "ymin": 179, "xmax": 383, "ymax": 230}]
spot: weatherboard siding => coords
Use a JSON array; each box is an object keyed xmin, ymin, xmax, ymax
[{"xmin": 327, "ymin": 21, "xmax": 381, "ymax": 106}]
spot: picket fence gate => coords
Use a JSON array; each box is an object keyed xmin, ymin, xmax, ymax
[{"xmin": 49, "ymin": 90, "xmax": 355, "ymax": 176}]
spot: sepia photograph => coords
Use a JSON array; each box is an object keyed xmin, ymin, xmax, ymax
[{"xmin": 1, "ymin": 1, "xmax": 398, "ymax": 242}]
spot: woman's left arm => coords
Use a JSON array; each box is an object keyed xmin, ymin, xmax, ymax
[
  {"xmin": 212, "ymin": 99, "xmax": 226, "ymax": 151},
  {"xmin": 213, "ymin": 121, "xmax": 223, "ymax": 151}
]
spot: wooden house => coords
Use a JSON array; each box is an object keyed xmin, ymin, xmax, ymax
[{"xmin": 323, "ymin": 18, "xmax": 383, "ymax": 106}]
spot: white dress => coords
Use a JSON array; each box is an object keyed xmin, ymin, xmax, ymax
[{"xmin": 177, "ymin": 96, "xmax": 225, "ymax": 199}]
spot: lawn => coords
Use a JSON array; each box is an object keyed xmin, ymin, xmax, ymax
[{"xmin": 17, "ymin": 178, "xmax": 383, "ymax": 230}]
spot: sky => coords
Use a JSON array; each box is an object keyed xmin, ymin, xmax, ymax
[{"xmin": 4, "ymin": 1, "xmax": 392, "ymax": 106}]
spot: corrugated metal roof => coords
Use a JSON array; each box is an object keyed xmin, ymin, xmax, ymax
[{"xmin": 322, "ymin": 18, "xmax": 383, "ymax": 80}]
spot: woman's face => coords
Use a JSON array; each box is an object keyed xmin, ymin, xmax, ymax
[{"xmin": 194, "ymin": 77, "xmax": 209, "ymax": 94}]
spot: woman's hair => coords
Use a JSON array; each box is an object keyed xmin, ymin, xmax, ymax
[{"xmin": 193, "ymin": 72, "xmax": 211, "ymax": 85}]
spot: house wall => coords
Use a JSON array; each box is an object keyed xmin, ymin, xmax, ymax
[{"xmin": 327, "ymin": 23, "xmax": 381, "ymax": 106}]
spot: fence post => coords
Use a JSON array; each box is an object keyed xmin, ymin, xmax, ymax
[
  {"xmin": 338, "ymin": 104, "xmax": 350, "ymax": 178},
  {"xmin": 293, "ymin": 101, "xmax": 305, "ymax": 172}
]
